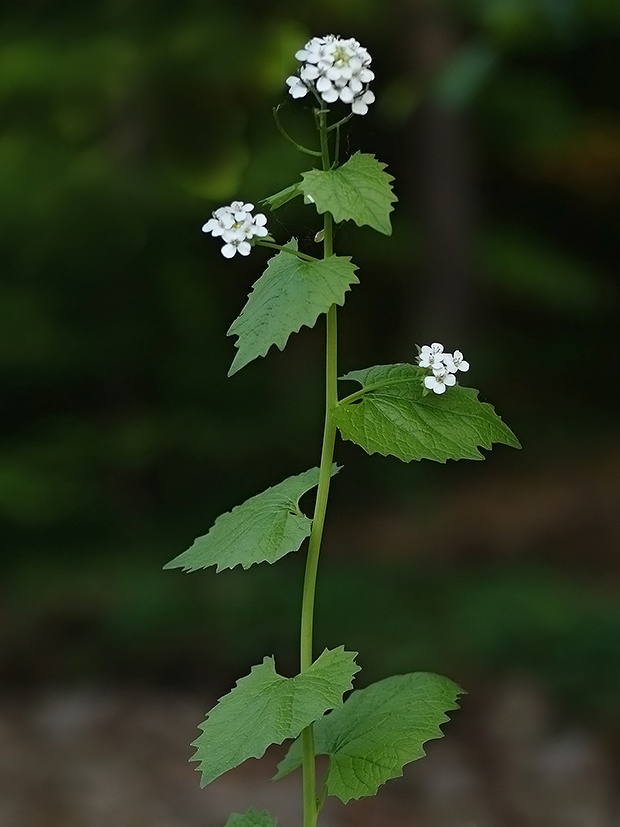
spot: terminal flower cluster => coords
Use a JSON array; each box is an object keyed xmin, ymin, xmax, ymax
[
  {"xmin": 418, "ymin": 343, "xmax": 470, "ymax": 394},
  {"xmin": 286, "ymin": 35, "xmax": 375, "ymax": 115},
  {"xmin": 202, "ymin": 201, "xmax": 268, "ymax": 258}
]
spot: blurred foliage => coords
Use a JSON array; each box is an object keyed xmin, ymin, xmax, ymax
[
  {"xmin": 1, "ymin": 0, "xmax": 620, "ymax": 719},
  {"xmin": 8, "ymin": 550, "xmax": 620, "ymax": 725}
]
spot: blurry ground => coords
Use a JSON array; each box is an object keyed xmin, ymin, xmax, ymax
[{"xmin": 1, "ymin": 678, "xmax": 619, "ymax": 827}]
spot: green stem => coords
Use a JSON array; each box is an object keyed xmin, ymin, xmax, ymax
[
  {"xmin": 332, "ymin": 124, "xmax": 341, "ymax": 169},
  {"xmin": 326, "ymin": 112, "xmax": 354, "ymax": 132},
  {"xmin": 300, "ymin": 108, "xmax": 336, "ymax": 827},
  {"xmin": 273, "ymin": 105, "xmax": 322, "ymax": 157}
]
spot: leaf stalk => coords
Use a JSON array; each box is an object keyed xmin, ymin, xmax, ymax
[
  {"xmin": 273, "ymin": 105, "xmax": 322, "ymax": 157},
  {"xmin": 255, "ymin": 240, "xmax": 318, "ymax": 262}
]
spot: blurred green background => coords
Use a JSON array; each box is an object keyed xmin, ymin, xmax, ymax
[{"xmin": 2, "ymin": 0, "xmax": 620, "ymax": 729}]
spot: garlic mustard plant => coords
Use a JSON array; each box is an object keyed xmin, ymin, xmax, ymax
[{"xmin": 165, "ymin": 33, "xmax": 520, "ymax": 827}]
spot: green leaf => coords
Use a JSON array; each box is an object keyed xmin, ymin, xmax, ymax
[
  {"xmin": 225, "ymin": 809, "xmax": 277, "ymax": 827},
  {"xmin": 193, "ymin": 647, "xmax": 360, "ymax": 787},
  {"xmin": 163, "ymin": 466, "xmax": 339, "ymax": 573},
  {"xmin": 275, "ymin": 672, "xmax": 463, "ymax": 803},
  {"xmin": 260, "ymin": 182, "xmax": 302, "ymax": 210},
  {"xmin": 227, "ymin": 240, "xmax": 358, "ymax": 375},
  {"xmin": 332, "ymin": 363, "xmax": 520, "ymax": 463},
  {"xmin": 300, "ymin": 153, "xmax": 397, "ymax": 236}
]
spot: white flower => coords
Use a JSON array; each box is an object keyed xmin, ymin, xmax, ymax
[
  {"xmin": 286, "ymin": 75, "xmax": 308, "ymax": 99},
  {"xmin": 202, "ymin": 201, "xmax": 268, "ymax": 258},
  {"xmin": 450, "ymin": 350, "xmax": 469, "ymax": 372},
  {"xmin": 201, "ymin": 207, "xmax": 234, "ymax": 238},
  {"xmin": 424, "ymin": 368, "xmax": 456, "ymax": 395},
  {"xmin": 286, "ymin": 34, "xmax": 375, "ymax": 116},
  {"xmin": 418, "ymin": 342, "xmax": 445, "ymax": 370},
  {"xmin": 221, "ymin": 231, "xmax": 252, "ymax": 259},
  {"xmin": 352, "ymin": 90, "xmax": 375, "ymax": 115}
]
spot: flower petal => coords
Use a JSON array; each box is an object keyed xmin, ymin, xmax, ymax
[
  {"xmin": 301, "ymin": 65, "xmax": 319, "ymax": 80},
  {"xmin": 321, "ymin": 86, "xmax": 339, "ymax": 103},
  {"xmin": 290, "ymin": 83, "xmax": 308, "ymax": 99}
]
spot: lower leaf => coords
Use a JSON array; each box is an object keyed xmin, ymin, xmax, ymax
[{"xmin": 275, "ymin": 671, "xmax": 464, "ymax": 803}]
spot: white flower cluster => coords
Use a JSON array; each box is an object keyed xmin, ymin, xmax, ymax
[
  {"xmin": 202, "ymin": 201, "xmax": 268, "ymax": 258},
  {"xmin": 286, "ymin": 35, "xmax": 375, "ymax": 116},
  {"xmin": 418, "ymin": 342, "xmax": 470, "ymax": 395}
]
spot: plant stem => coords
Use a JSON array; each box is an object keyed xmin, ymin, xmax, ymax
[
  {"xmin": 326, "ymin": 112, "xmax": 354, "ymax": 132},
  {"xmin": 299, "ymin": 108, "xmax": 336, "ymax": 827},
  {"xmin": 273, "ymin": 105, "xmax": 322, "ymax": 157}
]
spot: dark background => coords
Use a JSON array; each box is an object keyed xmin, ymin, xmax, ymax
[{"xmin": 2, "ymin": 1, "xmax": 620, "ymax": 819}]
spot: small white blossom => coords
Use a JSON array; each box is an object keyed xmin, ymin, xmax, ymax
[
  {"xmin": 424, "ymin": 368, "xmax": 456, "ymax": 395},
  {"xmin": 221, "ymin": 232, "xmax": 252, "ymax": 259},
  {"xmin": 450, "ymin": 349, "xmax": 469, "ymax": 372},
  {"xmin": 286, "ymin": 35, "xmax": 375, "ymax": 116},
  {"xmin": 418, "ymin": 342, "xmax": 445, "ymax": 370},
  {"xmin": 201, "ymin": 207, "xmax": 235, "ymax": 238},
  {"xmin": 351, "ymin": 90, "xmax": 375, "ymax": 115},
  {"xmin": 202, "ymin": 201, "xmax": 268, "ymax": 258},
  {"xmin": 286, "ymin": 75, "xmax": 308, "ymax": 99}
]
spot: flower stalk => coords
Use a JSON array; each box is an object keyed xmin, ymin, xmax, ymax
[{"xmin": 299, "ymin": 106, "xmax": 337, "ymax": 827}]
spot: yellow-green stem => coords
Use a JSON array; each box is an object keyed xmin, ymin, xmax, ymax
[{"xmin": 300, "ymin": 109, "xmax": 336, "ymax": 827}]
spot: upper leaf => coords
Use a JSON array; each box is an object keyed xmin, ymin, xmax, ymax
[
  {"xmin": 300, "ymin": 153, "xmax": 397, "ymax": 236},
  {"xmin": 225, "ymin": 809, "xmax": 277, "ymax": 827},
  {"xmin": 260, "ymin": 183, "xmax": 302, "ymax": 210},
  {"xmin": 164, "ymin": 466, "xmax": 338, "ymax": 573},
  {"xmin": 227, "ymin": 240, "xmax": 359, "ymax": 375},
  {"xmin": 332, "ymin": 363, "xmax": 521, "ymax": 463},
  {"xmin": 275, "ymin": 672, "xmax": 464, "ymax": 803},
  {"xmin": 193, "ymin": 647, "xmax": 360, "ymax": 787}
]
